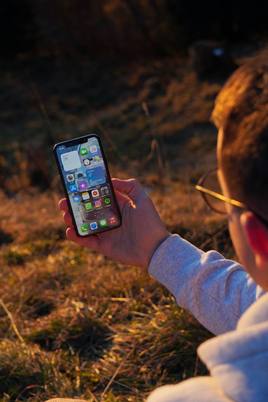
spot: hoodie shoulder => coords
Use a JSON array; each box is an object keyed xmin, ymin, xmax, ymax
[
  {"xmin": 198, "ymin": 295, "xmax": 268, "ymax": 402},
  {"xmin": 238, "ymin": 293, "xmax": 268, "ymax": 329}
]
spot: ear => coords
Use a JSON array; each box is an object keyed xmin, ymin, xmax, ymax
[{"xmin": 241, "ymin": 211, "xmax": 268, "ymax": 269}]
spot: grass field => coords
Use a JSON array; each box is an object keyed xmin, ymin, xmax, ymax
[{"xmin": 0, "ymin": 51, "xmax": 242, "ymax": 401}]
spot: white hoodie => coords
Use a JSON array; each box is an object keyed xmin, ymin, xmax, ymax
[{"xmin": 147, "ymin": 234, "xmax": 268, "ymax": 402}]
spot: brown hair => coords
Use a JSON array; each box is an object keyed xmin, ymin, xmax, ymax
[{"xmin": 212, "ymin": 49, "xmax": 268, "ymax": 220}]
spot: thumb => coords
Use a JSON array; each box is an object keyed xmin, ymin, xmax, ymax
[{"xmin": 112, "ymin": 178, "xmax": 144, "ymax": 202}]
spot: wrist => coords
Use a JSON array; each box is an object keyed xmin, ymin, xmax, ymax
[{"xmin": 146, "ymin": 231, "xmax": 171, "ymax": 269}]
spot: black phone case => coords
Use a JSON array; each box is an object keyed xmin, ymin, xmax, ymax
[{"xmin": 53, "ymin": 133, "xmax": 122, "ymax": 237}]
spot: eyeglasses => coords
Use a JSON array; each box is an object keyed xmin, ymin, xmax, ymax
[
  {"xmin": 195, "ymin": 168, "xmax": 268, "ymax": 227},
  {"xmin": 195, "ymin": 168, "xmax": 245, "ymax": 214}
]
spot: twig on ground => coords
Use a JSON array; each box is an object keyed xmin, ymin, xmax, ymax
[
  {"xmin": 0, "ymin": 298, "xmax": 25, "ymax": 345},
  {"xmin": 101, "ymin": 343, "xmax": 136, "ymax": 400}
]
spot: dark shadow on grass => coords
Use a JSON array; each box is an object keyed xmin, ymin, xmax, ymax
[
  {"xmin": 28, "ymin": 315, "xmax": 113, "ymax": 361},
  {"xmin": 28, "ymin": 225, "xmax": 66, "ymax": 242},
  {"xmin": 0, "ymin": 367, "xmax": 42, "ymax": 401},
  {"xmin": 0, "ymin": 339, "xmax": 57, "ymax": 402},
  {"xmin": 0, "ymin": 229, "xmax": 13, "ymax": 245},
  {"xmin": 24, "ymin": 296, "xmax": 55, "ymax": 319}
]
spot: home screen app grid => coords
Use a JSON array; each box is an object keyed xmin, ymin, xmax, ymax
[{"xmin": 58, "ymin": 138, "xmax": 118, "ymax": 235}]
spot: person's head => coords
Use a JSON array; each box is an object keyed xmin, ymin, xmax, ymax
[{"xmin": 211, "ymin": 49, "xmax": 268, "ymax": 290}]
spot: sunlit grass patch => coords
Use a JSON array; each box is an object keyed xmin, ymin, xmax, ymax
[
  {"xmin": 92, "ymin": 304, "xmax": 210, "ymax": 398},
  {"xmin": 2, "ymin": 239, "xmax": 62, "ymax": 266}
]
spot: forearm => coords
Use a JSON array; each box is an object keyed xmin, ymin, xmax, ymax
[{"xmin": 148, "ymin": 234, "xmax": 266, "ymax": 334}]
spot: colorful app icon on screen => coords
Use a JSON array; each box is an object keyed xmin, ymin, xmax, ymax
[
  {"xmin": 104, "ymin": 197, "xmax": 111, "ymax": 205},
  {"xmin": 76, "ymin": 172, "xmax": 84, "ymax": 179},
  {"xmin": 80, "ymin": 147, "xmax": 88, "ymax": 156},
  {"xmin": 84, "ymin": 202, "xmax": 93, "ymax": 211},
  {"xmin": 91, "ymin": 189, "xmax": 100, "ymax": 198},
  {"xmin": 109, "ymin": 216, "xmax": 118, "ymax": 225},
  {"xmin": 90, "ymin": 222, "xmax": 98, "ymax": 230},
  {"xmin": 89, "ymin": 145, "xmax": 97, "ymax": 154},
  {"xmin": 66, "ymin": 174, "xmax": 75, "ymax": 182},
  {"xmin": 73, "ymin": 194, "xmax": 81, "ymax": 202},
  {"xmin": 94, "ymin": 199, "xmax": 102, "ymax": 208},
  {"xmin": 99, "ymin": 218, "xmax": 107, "ymax": 227},
  {"xmin": 81, "ymin": 192, "xmax": 90, "ymax": 201},
  {"xmin": 81, "ymin": 223, "xmax": 89, "ymax": 233},
  {"xmin": 100, "ymin": 185, "xmax": 109, "ymax": 196},
  {"xmin": 78, "ymin": 180, "xmax": 89, "ymax": 191},
  {"xmin": 69, "ymin": 183, "xmax": 77, "ymax": 192},
  {"xmin": 83, "ymin": 158, "xmax": 91, "ymax": 166}
]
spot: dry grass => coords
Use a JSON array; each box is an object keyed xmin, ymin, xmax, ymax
[
  {"xmin": 0, "ymin": 180, "xmax": 234, "ymax": 401},
  {"xmin": 0, "ymin": 51, "xmax": 241, "ymax": 401}
]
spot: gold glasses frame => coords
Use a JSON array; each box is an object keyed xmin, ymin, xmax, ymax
[
  {"xmin": 195, "ymin": 168, "xmax": 268, "ymax": 227},
  {"xmin": 195, "ymin": 168, "xmax": 245, "ymax": 214}
]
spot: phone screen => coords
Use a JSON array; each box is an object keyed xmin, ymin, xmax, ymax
[{"xmin": 54, "ymin": 135, "xmax": 121, "ymax": 236}]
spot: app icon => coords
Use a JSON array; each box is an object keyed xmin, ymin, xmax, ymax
[
  {"xmin": 66, "ymin": 173, "xmax": 75, "ymax": 182},
  {"xmin": 69, "ymin": 183, "xmax": 77, "ymax": 192},
  {"xmin": 100, "ymin": 185, "xmax": 109, "ymax": 196},
  {"xmin": 103, "ymin": 196, "xmax": 111, "ymax": 205},
  {"xmin": 109, "ymin": 216, "xmax": 118, "ymax": 225},
  {"xmin": 91, "ymin": 189, "xmax": 100, "ymax": 198},
  {"xmin": 89, "ymin": 145, "xmax": 97, "ymax": 154},
  {"xmin": 93, "ymin": 155, "xmax": 101, "ymax": 162},
  {"xmin": 84, "ymin": 202, "xmax": 93, "ymax": 211},
  {"xmin": 78, "ymin": 180, "xmax": 89, "ymax": 191},
  {"xmin": 80, "ymin": 147, "xmax": 88, "ymax": 156},
  {"xmin": 76, "ymin": 172, "xmax": 84, "ymax": 179},
  {"xmin": 83, "ymin": 158, "xmax": 91, "ymax": 166},
  {"xmin": 99, "ymin": 218, "xmax": 107, "ymax": 227},
  {"xmin": 90, "ymin": 222, "xmax": 98, "ymax": 230},
  {"xmin": 81, "ymin": 192, "xmax": 90, "ymax": 201},
  {"xmin": 81, "ymin": 223, "xmax": 89, "ymax": 233},
  {"xmin": 73, "ymin": 194, "xmax": 81, "ymax": 202},
  {"xmin": 94, "ymin": 199, "xmax": 102, "ymax": 208}
]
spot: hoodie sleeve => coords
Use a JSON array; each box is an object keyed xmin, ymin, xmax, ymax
[
  {"xmin": 147, "ymin": 377, "xmax": 232, "ymax": 402},
  {"xmin": 148, "ymin": 234, "xmax": 266, "ymax": 335}
]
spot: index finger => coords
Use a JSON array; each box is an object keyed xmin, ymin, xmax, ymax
[{"xmin": 58, "ymin": 198, "xmax": 68, "ymax": 212}]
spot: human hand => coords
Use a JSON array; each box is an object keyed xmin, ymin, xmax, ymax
[{"xmin": 59, "ymin": 178, "xmax": 170, "ymax": 268}]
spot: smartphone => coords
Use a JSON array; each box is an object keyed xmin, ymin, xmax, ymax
[{"xmin": 53, "ymin": 134, "xmax": 122, "ymax": 236}]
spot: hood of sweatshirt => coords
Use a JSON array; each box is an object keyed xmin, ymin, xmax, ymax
[{"xmin": 198, "ymin": 293, "xmax": 268, "ymax": 402}]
